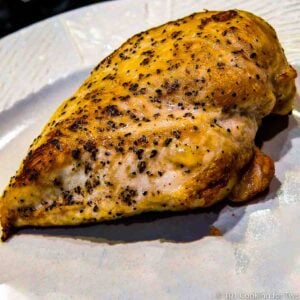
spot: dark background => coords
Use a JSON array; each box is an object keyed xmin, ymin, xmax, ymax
[{"xmin": 0, "ymin": 0, "xmax": 111, "ymax": 38}]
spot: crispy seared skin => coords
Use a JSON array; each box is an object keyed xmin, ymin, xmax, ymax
[
  {"xmin": 229, "ymin": 147, "xmax": 275, "ymax": 202},
  {"xmin": 0, "ymin": 10, "xmax": 297, "ymax": 240}
]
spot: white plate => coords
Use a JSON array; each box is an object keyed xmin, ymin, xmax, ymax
[{"xmin": 0, "ymin": 0, "xmax": 300, "ymax": 299}]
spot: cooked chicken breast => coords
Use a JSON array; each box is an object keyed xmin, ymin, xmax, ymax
[{"xmin": 0, "ymin": 10, "xmax": 296, "ymax": 240}]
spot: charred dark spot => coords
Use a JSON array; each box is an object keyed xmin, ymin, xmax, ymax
[
  {"xmin": 134, "ymin": 148, "xmax": 144, "ymax": 160},
  {"xmin": 71, "ymin": 149, "xmax": 81, "ymax": 160},
  {"xmin": 198, "ymin": 17, "xmax": 211, "ymax": 30},
  {"xmin": 164, "ymin": 138, "xmax": 173, "ymax": 146},
  {"xmin": 134, "ymin": 135, "xmax": 148, "ymax": 146},
  {"xmin": 139, "ymin": 88, "xmax": 147, "ymax": 95},
  {"xmin": 69, "ymin": 118, "xmax": 87, "ymax": 132},
  {"xmin": 171, "ymin": 31, "xmax": 182, "ymax": 39},
  {"xmin": 150, "ymin": 149, "xmax": 158, "ymax": 158},
  {"xmin": 212, "ymin": 10, "xmax": 237, "ymax": 22},
  {"xmin": 54, "ymin": 130, "xmax": 63, "ymax": 137},
  {"xmin": 155, "ymin": 89, "xmax": 163, "ymax": 96},
  {"xmin": 85, "ymin": 180, "xmax": 93, "ymax": 194},
  {"xmin": 183, "ymin": 112, "xmax": 193, "ymax": 118},
  {"xmin": 172, "ymin": 130, "xmax": 181, "ymax": 139},
  {"xmin": 53, "ymin": 177, "xmax": 62, "ymax": 186},
  {"xmin": 17, "ymin": 206, "xmax": 35, "ymax": 216},
  {"xmin": 115, "ymin": 146, "xmax": 124, "ymax": 154},
  {"xmin": 93, "ymin": 179, "xmax": 101, "ymax": 187},
  {"xmin": 140, "ymin": 58, "xmax": 150, "ymax": 66},
  {"xmin": 50, "ymin": 139, "xmax": 61, "ymax": 150},
  {"xmin": 62, "ymin": 191, "xmax": 73, "ymax": 205},
  {"xmin": 84, "ymin": 162, "xmax": 92, "ymax": 175},
  {"xmin": 207, "ymin": 174, "xmax": 229, "ymax": 189},
  {"xmin": 94, "ymin": 63, "xmax": 101, "ymax": 72},
  {"xmin": 129, "ymin": 83, "xmax": 139, "ymax": 92},
  {"xmin": 137, "ymin": 161, "xmax": 147, "ymax": 173},
  {"xmin": 84, "ymin": 141, "xmax": 98, "ymax": 160},
  {"xmin": 103, "ymin": 105, "xmax": 122, "ymax": 117},
  {"xmin": 141, "ymin": 50, "xmax": 154, "ymax": 56},
  {"xmin": 119, "ymin": 52, "xmax": 129, "ymax": 60},
  {"xmin": 84, "ymin": 141, "xmax": 96, "ymax": 152},
  {"xmin": 167, "ymin": 80, "xmax": 180, "ymax": 94},
  {"xmin": 107, "ymin": 120, "xmax": 116, "ymax": 129},
  {"xmin": 232, "ymin": 50, "xmax": 244, "ymax": 55},
  {"xmin": 158, "ymin": 171, "xmax": 164, "ymax": 177},
  {"xmin": 103, "ymin": 74, "xmax": 115, "ymax": 80},
  {"xmin": 120, "ymin": 186, "xmax": 137, "ymax": 205},
  {"xmin": 28, "ymin": 169, "xmax": 39, "ymax": 181},
  {"xmin": 119, "ymin": 95, "xmax": 130, "ymax": 101},
  {"xmin": 74, "ymin": 186, "xmax": 82, "ymax": 194}
]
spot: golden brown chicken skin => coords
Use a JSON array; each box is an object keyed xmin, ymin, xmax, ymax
[{"xmin": 0, "ymin": 10, "xmax": 296, "ymax": 240}]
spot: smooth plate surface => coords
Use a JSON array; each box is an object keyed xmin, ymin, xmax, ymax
[{"xmin": 0, "ymin": 0, "xmax": 300, "ymax": 299}]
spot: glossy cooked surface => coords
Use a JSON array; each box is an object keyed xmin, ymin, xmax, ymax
[{"xmin": 0, "ymin": 10, "xmax": 296, "ymax": 240}]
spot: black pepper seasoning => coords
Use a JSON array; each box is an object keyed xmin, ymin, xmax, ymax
[
  {"xmin": 137, "ymin": 161, "xmax": 147, "ymax": 173},
  {"xmin": 164, "ymin": 138, "xmax": 173, "ymax": 146}
]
